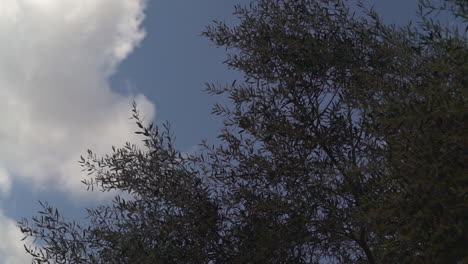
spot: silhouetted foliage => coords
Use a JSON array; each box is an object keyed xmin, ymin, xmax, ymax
[{"xmin": 19, "ymin": 0, "xmax": 467, "ymax": 263}]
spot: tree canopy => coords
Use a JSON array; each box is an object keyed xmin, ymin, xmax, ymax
[{"xmin": 19, "ymin": 0, "xmax": 467, "ymax": 263}]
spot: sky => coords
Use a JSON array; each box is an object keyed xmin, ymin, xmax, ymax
[{"xmin": 0, "ymin": 0, "xmax": 420, "ymax": 262}]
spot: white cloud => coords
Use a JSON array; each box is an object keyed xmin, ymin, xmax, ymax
[
  {"xmin": 0, "ymin": 167, "xmax": 12, "ymax": 196},
  {"xmin": 0, "ymin": 0, "xmax": 155, "ymax": 196},
  {"xmin": 0, "ymin": 210, "xmax": 32, "ymax": 264},
  {"xmin": 0, "ymin": 1, "xmax": 155, "ymax": 261}
]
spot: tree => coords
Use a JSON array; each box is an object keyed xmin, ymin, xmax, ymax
[{"xmin": 19, "ymin": 0, "xmax": 467, "ymax": 263}]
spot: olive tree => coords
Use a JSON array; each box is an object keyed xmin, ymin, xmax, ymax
[{"xmin": 19, "ymin": 0, "xmax": 467, "ymax": 263}]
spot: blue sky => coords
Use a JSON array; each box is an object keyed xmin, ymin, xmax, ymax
[{"xmin": 0, "ymin": 0, "xmax": 420, "ymax": 262}]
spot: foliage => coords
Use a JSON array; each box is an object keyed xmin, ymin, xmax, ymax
[{"xmin": 19, "ymin": 0, "xmax": 467, "ymax": 263}]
